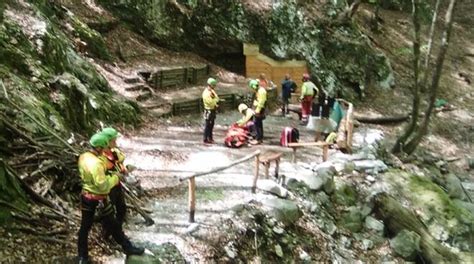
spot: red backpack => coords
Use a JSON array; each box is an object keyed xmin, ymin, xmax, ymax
[
  {"xmin": 224, "ymin": 125, "xmax": 249, "ymax": 148},
  {"xmin": 280, "ymin": 127, "xmax": 299, "ymax": 147}
]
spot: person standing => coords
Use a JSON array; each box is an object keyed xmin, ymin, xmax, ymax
[
  {"xmin": 77, "ymin": 133, "xmax": 143, "ymax": 263},
  {"xmin": 249, "ymin": 79, "xmax": 267, "ymax": 144},
  {"xmin": 100, "ymin": 127, "xmax": 127, "ymax": 232},
  {"xmin": 202, "ymin": 77, "xmax": 219, "ymax": 144},
  {"xmin": 258, "ymin": 73, "xmax": 269, "ymax": 90},
  {"xmin": 281, "ymin": 73, "xmax": 297, "ymax": 116},
  {"xmin": 299, "ymin": 73, "xmax": 318, "ymax": 125}
]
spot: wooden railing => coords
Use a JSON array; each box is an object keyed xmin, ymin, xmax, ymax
[{"xmin": 178, "ymin": 150, "xmax": 286, "ymax": 223}]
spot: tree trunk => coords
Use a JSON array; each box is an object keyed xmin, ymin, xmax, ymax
[
  {"xmin": 392, "ymin": 0, "xmax": 422, "ymax": 154},
  {"xmin": 421, "ymin": 0, "xmax": 442, "ymax": 92},
  {"xmin": 403, "ymin": 0, "xmax": 457, "ymax": 154},
  {"xmin": 373, "ymin": 193, "xmax": 460, "ymax": 263}
]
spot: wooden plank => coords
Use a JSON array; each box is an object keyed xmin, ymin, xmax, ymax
[
  {"xmin": 288, "ymin": 142, "xmax": 330, "ymax": 147},
  {"xmin": 252, "ymin": 154, "xmax": 260, "ymax": 194}
]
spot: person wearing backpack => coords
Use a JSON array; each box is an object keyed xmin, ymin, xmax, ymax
[
  {"xmin": 299, "ymin": 73, "xmax": 318, "ymax": 125},
  {"xmin": 281, "ymin": 74, "xmax": 297, "ymax": 116}
]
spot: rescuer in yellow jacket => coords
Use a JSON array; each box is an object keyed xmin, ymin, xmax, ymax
[
  {"xmin": 100, "ymin": 127, "xmax": 128, "ymax": 234},
  {"xmin": 77, "ymin": 133, "xmax": 143, "ymax": 263},
  {"xmin": 249, "ymin": 79, "xmax": 267, "ymax": 144},
  {"xmin": 300, "ymin": 73, "xmax": 318, "ymax": 124},
  {"xmin": 202, "ymin": 77, "xmax": 219, "ymax": 144}
]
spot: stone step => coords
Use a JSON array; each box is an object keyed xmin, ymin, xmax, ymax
[
  {"xmin": 125, "ymin": 84, "xmax": 146, "ymax": 92},
  {"xmin": 124, "ymin": 76, "xmax": 143, "ymax": 84}
]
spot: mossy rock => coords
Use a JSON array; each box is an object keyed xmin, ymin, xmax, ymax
[{"xmin": 332, "ymin": 183, "xmax": 358, "ymax": 206}]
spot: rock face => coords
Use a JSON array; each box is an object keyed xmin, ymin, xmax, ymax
[
  {"xmin": 389, "ymin": 230, "xmax": 420, "ymax": 261},
  {"xmin": 261, "ymin": 198, "xmax": 302, "ymax": 225},
  {"xmin": 100, "ymin": 0, "xmax": 394, "ymax": 97}
]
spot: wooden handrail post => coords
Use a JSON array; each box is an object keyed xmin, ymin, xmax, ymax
[
  {"xmin": 292, "ymin": 147, "xmax": 297, "ymax": 163},
  {"xmin": 252, "ymin": 154, "xmax": 260, "ymax": 193},
  {"xmin": 275, "ymin": 158, "xmax": 280, "ymax": 179},
  {"xmin": 322, "ymin": 144, "xmax": 329, "ymax": 162},
  {"xmin": 188, "ymin": 177, "xmax": 196, "ymax": 223}
]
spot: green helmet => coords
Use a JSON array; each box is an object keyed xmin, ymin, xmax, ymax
[
  {"xmin": 248, "ymin": 79, "xmax": 259, "ymax": 90},
  {"xmin": 89, "ymin": 132, "xmax": 109, "ymax": 148},
  {"xmin": 101, "ymin": 127, "xmax": 118, "ymax": 140},
  {"xmin": 207, "ymin": 77, "xmax": 218, "ymax": 87}
]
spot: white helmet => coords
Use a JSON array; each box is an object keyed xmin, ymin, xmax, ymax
[{"xmin": 238, "ymin": 103, "xmax": 248, "ymax": 114}]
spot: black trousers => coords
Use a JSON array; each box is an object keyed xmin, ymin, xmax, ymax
[
  {"xmin": 108, "ymin": 184, "xmax": 126, "ymax": 227},
  {"xmin": 78, "ymin": 195, "xmax": 128, "ymax": 258},
  {"xmin": 203, "ymin": 109, "xmax": 216, "ymax": 142},
  {"xmin": 254, "ymin": 109, "xmax": 265, "ymax": 141}
]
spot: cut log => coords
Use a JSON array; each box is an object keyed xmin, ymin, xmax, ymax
[
  {"xmin": 354, "ymin": 114, "xmax": 409, "ymax": 124},
  {"xmin": 373, "ymin": 193, "xmax": 460, "ymax": 263}
]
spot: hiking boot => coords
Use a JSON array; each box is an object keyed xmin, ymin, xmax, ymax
[
  {"xmin": 123, "ymin": 241, "xmax": 144, "ymax": 256},
  {"xmin": 249, "ymin": 139, "xmax": 262, "ymax": 145}
]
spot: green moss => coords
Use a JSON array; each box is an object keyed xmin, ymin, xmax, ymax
[
  {"xmin": 409, "ymin": 175, "xmax": 473, "ymax": 222},
  {"xmin": 196, "ymin": 188, "xmax": 224, "ymax": 201},
  {"xmin": 332, "ymin": 184, "xmax": 358, "ymax": 206},
  {"xmin": 70, "ymin": 17, "xmax": 112, "ymax": 61}
]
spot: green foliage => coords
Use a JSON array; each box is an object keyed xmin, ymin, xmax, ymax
[
  {"xmin": 0, "ymin": 161, "xmax": 28, "ymax": 225},
  {"xmin": 70, "ymin": 17, "xmax": 112, "ymax": 61}
]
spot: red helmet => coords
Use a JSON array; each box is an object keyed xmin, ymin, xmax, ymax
[{"xmin": 302, "ymin": 73, "xmax": 310, "ymax": 81}]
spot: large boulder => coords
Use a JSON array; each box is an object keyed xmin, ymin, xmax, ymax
[
  {"xmin": 258, "ymin": 180, "xmax": 288, "ymax": 198},
  {"xmin": 261, "ymin": 198, "xmax": 302, "ymax": 225},
  {"xmin": 340, "ymin": 207, "xmax": 364, "ymax": 233},
  {"xmin": 364, "ymin": 216, "xmax": 384, "ymax": 235},
  {"xmin": 389, "ymin": 230, "xmax": 420, "ymax": 261},
  {"xmin": 445, "ymin": 174, "xmax": 466, "ymax": 200},
  {"xmin": 353, "ymin": 159, "xmax": 388, "ymax": 174}
]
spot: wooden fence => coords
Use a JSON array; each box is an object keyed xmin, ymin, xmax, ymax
[
  {"xmin": 151, "ymin": 65, "xmax": 210, "ymax": 90},
  {"xmin": 178, "ymin": 150, "xmax": 285, "ymax": 223},
  {"xmin": 171, "ymin": 93, "xmax": 238, "ymax": 116}
]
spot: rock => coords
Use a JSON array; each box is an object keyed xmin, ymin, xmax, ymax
[
  {"xmin": 365, "ymin": 216, "xmax": 384, "ymax": 234},
  {"xmin": 258, "ymin": 179, "xmax": 288, "ymax": 198},
  {"xmin": 261, "ymin": 198, "xmax": 302, "ymax": 225},
  {"xmin": 340, "ymin": 235, "xmax": 352, "ymax": 248},
  {"xmin": 183, "ymin": 223, "xmax": 199, "ymax": 235},
  {"xmin": 340, "ymin": 207, "xmax": 364, "ymax": 233},
  {"xmin": 126, "ymin": 242, "xmax": 184, "ymax": 264},
  {"xmin": 323, "ymin": 220, "xmax": 337, "ymax": 235},
  {"xmin": 274, "ymin": 244, "xmax": 283, "ymax": 257},
  {"xmin": 445, "ymin": 174, "xmax": 466, "ymax": 200},
  {"xmin": 366, "ymin": 175, "xmax": 376, "ymax": 182},
  {"xmin": 224, "ymin": 245, "xmax": 236, "ymax": 259},
  {"xmin": 343, "ymin": 161, "xmax": 356, "ymax": 174},
  {"xmin": 453, "ymin": 199, "xmax": 474, "ymax": 215},
  {"xmin": 389, "ymin": 230, "xmax": 420, "ymax": 261},
  {"xmin": 353, "ymin": 159, "xmax": 388, "ymax": 174},
  {"xmin": 333, "ymin": 184, "xmax": 358, "ymax": 206},
  {"xmin": 273, "ymin": 226, "xmax": 285, "ymax": 234},
  {"xmin": 362, "ymin": 239, "xmax": 374, "ymax": 250},
  {"xmin": 468, "ymin": 158, "xmax": 474, "ymax": 169},
  {"xmin": 298, "ymin": 172, "xmax": 333, "ymax": 192}
]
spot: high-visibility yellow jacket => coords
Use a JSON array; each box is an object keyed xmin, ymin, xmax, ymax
[
  {"xmin": 202, "ymin": 87, "xmax": 219, "ymax": 110},
  {"xmin": 102, "ymin": 148, "xmax": 127, "ymax": 173},
  {"xmin": 78, "ymin": 151, "xmax": 119, "ymax": 195},
  {"xmin": 300, "ymin": 81, "xmax": 318, "ymax": 99},
  {"xmin": 253, "ymin": 87, "xmax": 267, "ymax": 114},
  {"xmin": 237, "ymin": 108, "xmax": 255, "ymax": 126}
]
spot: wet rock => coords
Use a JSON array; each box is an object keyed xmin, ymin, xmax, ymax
[
  {"xmin": 261, "ymin": 198, "xmax": 302, "ymax": 225},
  {"xmin": 126, "ymin": 242, "xmax": 184, "ymax": 264},
  {"xmin": 445, "ymin": 174, "xmax": 466, "ymax": 200},
  {"xmin": 364, "ymin": 216, "xmax": 384, "ymax": 235},
  {"xmin": 258, "ymin": 179, "xmax": 288, "ymax": 198},
  {"xmin": 224, "ymin": 245, "xmax": 236, "ymax": 259},
  {"xmin": 389, "ymin": 230, "xmax": 420, "ymax": 261}
]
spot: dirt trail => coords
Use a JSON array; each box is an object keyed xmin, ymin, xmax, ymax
[{"xmin": 106, "ymin": 112, "xmax": 329, "ymax": 262}]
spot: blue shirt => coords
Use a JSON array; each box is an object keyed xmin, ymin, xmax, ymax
[{"xmin": 281, "ymin": 79, "xmax": 296, "ymax": 99}]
